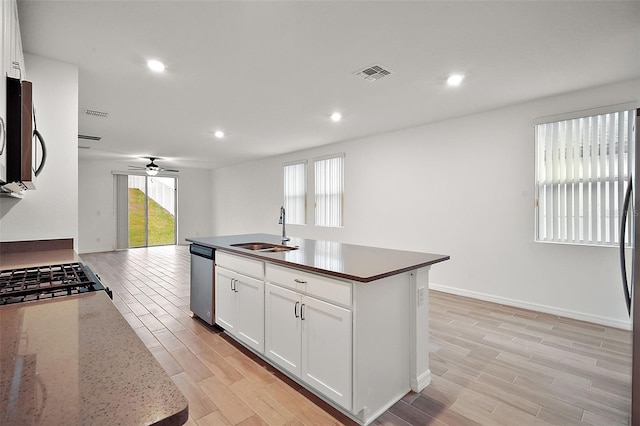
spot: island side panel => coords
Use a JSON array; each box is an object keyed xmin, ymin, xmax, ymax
[
  {"xmin": 410, "ymin": 266, "xmax": 431, "ymax": 392},
  {"xmin": 353, "ymin": 272, "xmax": 411, "ymax": 424}
]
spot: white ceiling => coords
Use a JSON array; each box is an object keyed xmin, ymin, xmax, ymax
[{"xmin": 17, "ymin": 0, "xmax": 640, "ymax": 171}]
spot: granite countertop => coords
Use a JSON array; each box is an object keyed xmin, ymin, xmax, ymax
[
  {"xmin": 187, "ymin": 233, "xmax": 450, "ymax": 282},
  {"xmin": 0, "ymin": 249, "xmax": 79, "ymax": 270},
  {"xmin": 0, "ymin": 291, "xmax": 188, "ymax": 425}
]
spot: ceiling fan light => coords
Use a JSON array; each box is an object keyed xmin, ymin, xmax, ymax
[{"xmin": 146, "ymin": 168, "xmax": 159, "ymax": 176}]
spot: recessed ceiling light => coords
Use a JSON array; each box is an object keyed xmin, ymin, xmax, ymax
[
  {"xmin": 331, "ymin": 112, "xmax": 342, "ymax": 122},
  {"xmin": 447, "ymin": 74, "xmax": 465, "ymax": 87},
  {"xmin": 147, "ymin": 59, "xmax": 166, "ymax": 73},
  {"xmin": 214, "ymin": 130, "xmax": 225, "ymax": 138}
]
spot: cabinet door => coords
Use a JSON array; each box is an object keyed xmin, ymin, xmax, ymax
[
  {"xmin": 9, "ymin": 1, "xmax": 23, "ymax": 78},
  {"xmin": 236, "ymin": 274, "xmax": 265, "ymax": 353},
  {"xmin": 301, "ymin": 296, "xmax": 352, "ymax": 409},
  {"xmin": 215, "ymin": 267, "xmax": 237, "ymax": 332},
  {"xmin": 6, "ymin": 0, "xmax": 17, "ymax": 78},
  {"xmin": 0, "ymin": 0, "xmax": 9, "ymax": 183},
  {"xmin": 265, "ymin": 283, "xmax": 302, "ymax": 377}
]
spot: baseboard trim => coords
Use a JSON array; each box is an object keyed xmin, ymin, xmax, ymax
[
  {"xmin": 429, "ymin": 283, "xmax": 632, "ymax": 331},
  {"xmin": 410, "ymin": 369, "xmax": 431, "ymax": 393},
  {"xmin": 357, "ymin": 387, "xmax": 411, "ymax": 426},
  {"xmin": 78, "ymin": 247, "xmax": 114, "ymax": 255}
]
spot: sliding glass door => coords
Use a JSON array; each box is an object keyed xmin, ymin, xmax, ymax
[{"xmin": 127, "ymin": 175, "xmax": 176, "ymax": 247}]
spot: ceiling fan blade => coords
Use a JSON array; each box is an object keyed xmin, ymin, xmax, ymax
[{"xmin": 127, "ymin": 157, "xmax": 178, "ymax": 174}]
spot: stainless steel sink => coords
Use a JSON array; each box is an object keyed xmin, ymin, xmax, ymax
[
  {"xmin": 262, "ymin": 246, "xmax": 298, "ymax": 252},
  {"xmin": 231, "ymin": 242, "xmax": 275, "ymax": 250},
  {"xmin": 231, "ymin": 242, "xmax": 298, "ymax": 252}
]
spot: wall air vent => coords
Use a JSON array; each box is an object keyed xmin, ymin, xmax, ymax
[
  {"xmin": 85, "ymin": 109, "xmax": 109, "ymax": 118},
  {"xmin": 354, "ymin": 64, "xmax": 393, "ymax": 82},
  {"xmin": 78, "ymin": 134, "xmax": 102, "ymax": 141}
]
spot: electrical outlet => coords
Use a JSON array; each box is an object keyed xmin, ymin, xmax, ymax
[{"xmin": 418, "ymin": 287, "xmax": 425, "ymax": 306}]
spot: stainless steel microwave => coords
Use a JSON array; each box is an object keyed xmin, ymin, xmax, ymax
[{"xmin": 3, "ymin": 76, "xmax": 46, "ymax": 192}]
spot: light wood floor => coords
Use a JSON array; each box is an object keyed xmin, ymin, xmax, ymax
[{"xmin": 81, "ymin": 245, "xmax": 632, "ymax": 426}]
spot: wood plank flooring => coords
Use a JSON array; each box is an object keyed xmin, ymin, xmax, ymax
[{"xmin": 81, "ymin": 245, "xmax": 632, "ymax": 426}]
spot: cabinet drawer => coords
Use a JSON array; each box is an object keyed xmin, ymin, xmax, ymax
[
  {"xmin": 216, "ymin": 251, "xmax": 264, "ymax": 279},
  {"xmin": 265, "ymin": 263, "xmax": 351, "ymax": 307}
]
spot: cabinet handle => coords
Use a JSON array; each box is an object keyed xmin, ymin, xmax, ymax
[
  {"xmin": 230, "ymin": 279, "xmax": 234, "ymax": 292},
  {"xmin": 294, "ymin": 279, "xmax": 307, "ymax": 284},
  {"xmin": 300, "ymin": 303, "xmax": 306, "ymax": 320},
  {"xmin": 234, "ymin": 279, "xmax": 239, "ymax": 293},
  {"xmin": 294, "ymin": 301, "xmax": 300, "ymax": 318}
]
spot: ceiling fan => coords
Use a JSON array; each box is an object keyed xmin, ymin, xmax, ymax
[{"xmin": 128, "ymin": 157, "xmax": 179, "ymax": 176}]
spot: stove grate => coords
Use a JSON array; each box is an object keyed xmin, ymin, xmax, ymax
[{"xmin": 0, "ymin": 263, "xmax": 97, "ymax": 304}]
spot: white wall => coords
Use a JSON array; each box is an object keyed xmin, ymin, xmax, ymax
[
  {"xmin": 212, "ymin": 79, "xmax": 639, "ymax": 329},
  {"xmin": 0, "ymin": 54, "xmax": 79, "ymax": 246},
  {"xmin": 176, "ymin": 166, "xmax": 214, "ymax": 243},
  {"xmin": 78, "ymin": 159, "xmax": 212, "ymax": 253}
]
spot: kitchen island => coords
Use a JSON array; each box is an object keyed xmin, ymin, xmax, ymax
[
  {"xmin": 187, "ymin": 233, "xmax": 449, "ymax": 425},
  {"xmin": 0, "ymin": 291, "xmax": 188, "ymax": 425}
]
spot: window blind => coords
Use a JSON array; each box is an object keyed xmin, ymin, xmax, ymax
[
  {"xmin": 315, "ymin": 154, "xmax": 344, "ymax": 227},
  {"xmin": 115, "ymin": 174, "xmax": 129, "ymax": 250},
  {"xmin": 283, "ymin": 161, "xmax": 306, "ymax": 225},
  {"xmin": 535, "ymin": 109, "xmax": 635, "ymax": 246}
]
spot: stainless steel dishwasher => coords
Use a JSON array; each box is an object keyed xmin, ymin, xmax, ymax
[{"xmin": 189, "ymin": 244, "xmax": 215, "ymax": 325}]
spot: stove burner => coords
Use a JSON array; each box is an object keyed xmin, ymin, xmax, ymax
[{"xmin": 0, "ymin": 263, "xmax": 110, "ymax": 305}]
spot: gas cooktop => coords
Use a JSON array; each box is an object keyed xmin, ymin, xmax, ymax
[{"xmin": 0, "ymin": 262, "xmax": 111, "ymax": 305}]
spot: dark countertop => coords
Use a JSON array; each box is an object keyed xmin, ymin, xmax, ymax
[
  {"xmin": 0, "ymin": 291, "xmax": 188, "ymax": 426},
  {"xmin": 186, "ymin": 233, "xmax": 449, "ymax": 283}
]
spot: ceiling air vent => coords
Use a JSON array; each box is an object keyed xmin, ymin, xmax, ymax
[
  {"xmin": 85, "ymin": 109, "xmax": 109, "ymax": 118},
  {"xmin": 78, "ymin": 134, "xmax": 102, "ymax": 141},
  {"xmin": 354, "ymin": 64, "xmax": 393, "ymax": 82}
]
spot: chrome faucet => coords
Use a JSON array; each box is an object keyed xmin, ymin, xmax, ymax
[{"xmin": 279, "ymin": 206, "xmax": 290, "ymax": 243}]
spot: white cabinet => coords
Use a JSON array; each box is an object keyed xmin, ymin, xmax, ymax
[
  {"xmin": 264, "ymin": 280, "xmax": 352, "ymax": 409},
  {"xmin": 301, "ymin": 293, "xmax": 351, "ymax": 408},
  {"xmin": 0, "ymin": 0, "xmax": 6, "ymax": 184},
  {"xmin": 214, "ymin": 248, "xmax": 424, "ymax": 425},
  {"xmin": 215, "ymin": 252, "xmax": 265, "ymax": 354},
  {"xmin": 6, "ymin": 0, "xmax": 23, "ymax": 79},
  {"xmin": 0, "ymin": 0, "xmax": 25, "ymax": 184},
  {"xmin": 216, "ymin": 266, "xmax": 265, "ymax": 353},
  {"xmin": 3, "ymin": 0, "xmax": 24, "ymax": 81},
  {"xmin": 215, "ymin": 267, "xmax": 239, "ymax": 332},
  {"xmin": 264, "ymin": 283, "xmax": 301, "ymax": 376},
  {"xmin": 236, "ymin": 272, "xmax": 264, "ymax": 353}
]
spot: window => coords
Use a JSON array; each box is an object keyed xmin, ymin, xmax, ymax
[
  {"xmin": 315, "ymin": 154, "xmax": 344, "ymax": 227},
  {"xmin": 535, "ymin": 109, "xmax": 635, "ymax": 246},
  {"xmin": 283, "ymin": 161, "xmax": 306, "ymax": 225}
]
